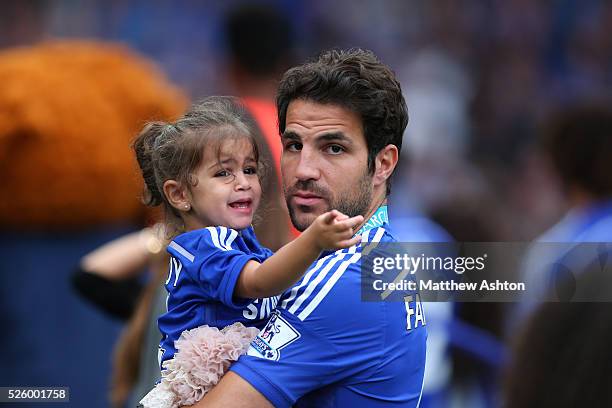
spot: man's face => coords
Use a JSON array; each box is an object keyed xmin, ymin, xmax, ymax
[{"xmin": 281, "ymin": 99, "xmax": 373, "ymax": 231}]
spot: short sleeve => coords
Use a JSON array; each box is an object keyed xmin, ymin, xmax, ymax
[
  {"xmin": 230, "ymin": 308, "xmax": 350, "ymax": 407},
  {"xmin": 229, "ymin": 254, "xmax": 383, "ymax": 406},
  {"xmin": 171, "ymin": 227, "xmax": 259, "ymax": 308},
  {"xmin": 261, "ymin": 246, "xmax": 274, "ymax": 259},
  {"xmin": 230, "ymin": 247, "xmax": 426, "ymax": 407}
]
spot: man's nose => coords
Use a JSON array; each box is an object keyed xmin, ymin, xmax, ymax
[{"xmin": 295, "ymin": 148, "xmax": 320, "ymax": 181}]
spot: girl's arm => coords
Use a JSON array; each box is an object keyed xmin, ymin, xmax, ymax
[{"xmin": 234, "ymin": 210, "xmax": 363, "ymax": 299}]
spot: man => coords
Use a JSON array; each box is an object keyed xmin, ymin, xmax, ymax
[
  {"xmin": 514, "ymin": 104, "xmax": 612, "ymax": 327},
  {"xmin": 194, "ymin": 49, "xmax": 427, "ymax": 407}
]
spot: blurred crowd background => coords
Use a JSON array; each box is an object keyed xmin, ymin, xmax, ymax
[{"xmin": 1, "ymin": 0, "xmax": 612, "ymax": 407}]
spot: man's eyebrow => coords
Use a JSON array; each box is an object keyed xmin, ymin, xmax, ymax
[
  {"xmin": 281, "ymin": 131, "xmax": 301, "ymax": 141},
  {"xmin": 281, "ymin": 131, "xmax": 353, "ymax": 145},
  {"xmin": 316, "ymin": 132, "xmax": 353, "ymax": 145}
]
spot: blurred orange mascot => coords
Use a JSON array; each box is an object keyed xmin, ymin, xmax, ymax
[{"xmin": 0, "ymin": 40, "xmax": 187, "ymax": 229}]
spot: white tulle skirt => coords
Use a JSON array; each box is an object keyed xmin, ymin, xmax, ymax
[{"xmin": 140, "ymin": 322, "xmax": 260, "ymax": 408}]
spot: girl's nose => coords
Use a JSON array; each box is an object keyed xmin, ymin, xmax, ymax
[{"xmin": 233, "ymin": 172, "xmax": 251, "ymax": 190}]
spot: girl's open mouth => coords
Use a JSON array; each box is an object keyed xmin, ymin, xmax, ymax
[{"xmin": 229, "ymin": 199, "xmax": 253, "ymax": 212}]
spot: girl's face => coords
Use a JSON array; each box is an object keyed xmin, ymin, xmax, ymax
[{"xmin": 185, "ymin": 137, "xmax": 261, "ymax": 231}]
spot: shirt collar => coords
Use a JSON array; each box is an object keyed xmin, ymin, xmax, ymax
[
  {"xmin": 317, "ymin": 205, "xmax": 389, "ymax": 259},
  {"xmin": 356, "ymin": 205, "xmax": 389, "ymax": 236}
]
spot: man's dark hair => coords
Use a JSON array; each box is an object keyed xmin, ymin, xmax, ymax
[
  {"xmin": 542, "ymin": 103, "xmax": 612, "ymax": 198},
  {"xmin": 276, "ymin": 48, "xmax": 408, "ymax": 195}
]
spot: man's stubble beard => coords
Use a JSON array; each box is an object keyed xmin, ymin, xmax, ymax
[{"xmin": 284, "ymin": 170, "xmax": 373, "ymax": 231}]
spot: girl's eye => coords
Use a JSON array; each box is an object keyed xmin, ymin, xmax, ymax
[
  {"xmin": 285, "ymin": 142, "xmax": 302, "ymax": 152},
  {"xmin": 325, "ymin": 144, "xmax": 345, "ymax": 155},
  {"xmin": 244, "ymin": 167, "xmax": 257, "ymax": 175},
  {"xmin": 215, "ymin": 169, "xmax": 232, "ymax": 178}
]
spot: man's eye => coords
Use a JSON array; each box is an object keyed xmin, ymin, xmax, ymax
[
  {"xmin": 285, "ymin": 142, "xmax": 302, "ymax": 152},
  {"xmin": 325, "ymin": 144, "xmax": 345, "ymax": 155},
  {"xmin": 244, "ymin": 167, "xmax": 258, "ymax": 175}
]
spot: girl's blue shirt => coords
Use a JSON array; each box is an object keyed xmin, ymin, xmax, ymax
[{"xmin": 157, "ymin": 226, "xmax": 277, "ymax": 367}]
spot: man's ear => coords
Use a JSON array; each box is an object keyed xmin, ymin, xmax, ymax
[
  {"xmin": 163, "ymin": 180, "xmax": 191, "ymax": 212},
  {"xmin": 373, "ymin": 145, "xmax": 399, "ymax": 188}
]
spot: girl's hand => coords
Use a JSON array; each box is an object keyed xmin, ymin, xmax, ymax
[{"xmin": 309, "ymin": 210, "xmax": 363, "ymax": 251}]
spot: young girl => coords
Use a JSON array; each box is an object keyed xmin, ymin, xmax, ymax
[{"xmin": 134, "ymin": 97, "xmax": 362, "ymax": 407}]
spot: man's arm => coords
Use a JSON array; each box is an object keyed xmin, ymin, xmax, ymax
[{"xmin": 188, "ymin": 372, "xmax": 272, "ymax": 408}]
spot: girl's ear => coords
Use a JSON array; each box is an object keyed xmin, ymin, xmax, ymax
[{"xmin": 163, "ymin": 180, "xmax": 191, "ymax": 212}]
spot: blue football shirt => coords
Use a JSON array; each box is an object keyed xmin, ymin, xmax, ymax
[
  {"xmin": 231, "ymin": 208, "xmax": 427, "ymax": 407},
  {"xmin": 158, "ymin": 226, "xmax": 277, "ymax": 367}
]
